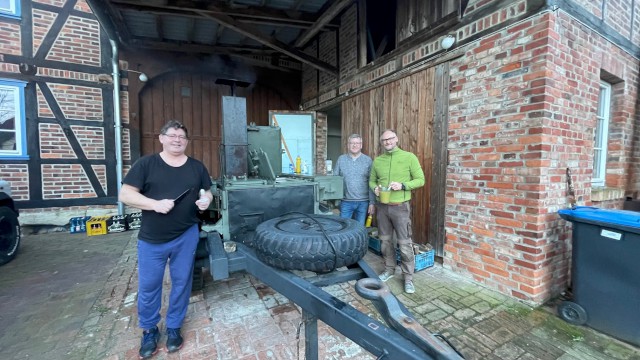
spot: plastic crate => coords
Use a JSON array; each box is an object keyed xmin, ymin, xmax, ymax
[
  {"xmin": 127, "ymin": 212, "xmax": 142, "ymax": 230},
  {"xmin": 69, "ymin": 216, "xmax": 91, "ymax": 233},
  {"xmin": 396, "ymin": 248, "xmax": 435, "ymax": 272},
  {"xmin": 368, "ymin": 236, "xmax": 382, "ymax": 255},
  {"xmin": 86, "ymin": 216, "xmax": 110, "ymax": 236},
  {"xmin": 107, "ymin": 214, "xmax": 128, "ymax": 233}
]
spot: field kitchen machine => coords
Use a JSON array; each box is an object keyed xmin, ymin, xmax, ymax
[{"xmin": 193, "ymin": 90, "xmax": 464, "ymax": 360}]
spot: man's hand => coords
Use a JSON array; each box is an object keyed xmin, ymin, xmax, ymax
[
  {"xmin": 368, "ymin": 204, "xmax": 375, "ymax": 214},
  {"xmin": 389, "ymin": 182, "xmax": 403, "ymax": 191},
  {"xmin": 374, "ymin": 186, "xmax": 380, "ymax": 196},
  {"xmin": 153, "ymin": 199, "xmax": 175, "ymax": 214},
  {"xmin": 196, "ymin": 189, "xmax": 211, "ymax": 211}
]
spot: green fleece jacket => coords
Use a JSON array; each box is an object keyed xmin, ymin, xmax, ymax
[{"xmin": 369, "ymin": 147, "xmax": 425, "ymax": 203}]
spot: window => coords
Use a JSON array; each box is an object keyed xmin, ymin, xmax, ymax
[
  {"xmin": 0, "ymin": 0, "xmax": 20, "ymax": 18},
  {"xmin": 365, "ymin": 0, "xmax": 397, "ymax": 63},
  {"xmin": 0, "ymin": 80, "xmax": 27, "ymax": 159},
  {"xmin": 592, "ymin": 81, "xmax": 611, "ymax": 187}
]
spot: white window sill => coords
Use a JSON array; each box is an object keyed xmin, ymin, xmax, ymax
[{"xmin": 591, "ymin": 187, "xmax": 625, "ymax": 202}]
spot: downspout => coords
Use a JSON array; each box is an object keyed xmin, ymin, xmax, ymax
[
  {"xmin": 86, "ymin": 0, "xmax": 125, "ymax": 215},
  {"xmin": 111, "ymin": 39, "xmax": 124, "ymax": 215}
]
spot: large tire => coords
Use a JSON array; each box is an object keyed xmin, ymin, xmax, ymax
[
  {"xmin": 253, "ymin": 214, "xmax": 368, "ymax": 272},
  {"xmin": 0, "ymin": 206, "xmax": 20, "ymax": 266}
]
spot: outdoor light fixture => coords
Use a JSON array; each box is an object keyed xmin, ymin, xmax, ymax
[
  {"xmin": 126, "ymin": 69, "xmax": 148, "ymax": 82},
  {"xmin": 441, "ymin": 34, "xmax": 456, "ymax": 50}
]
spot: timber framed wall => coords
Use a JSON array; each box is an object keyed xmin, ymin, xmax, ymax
[{"xmin": 0, "ymin": 0, "xmax": 123, "ymax": 225}]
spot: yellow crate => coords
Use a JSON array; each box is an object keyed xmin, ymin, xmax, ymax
[{"xmin": 86, "ymin": 216, "xmax": 110, "ymax": 236}]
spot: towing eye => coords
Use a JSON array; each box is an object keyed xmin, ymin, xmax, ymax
[{"xmin": 356, "ymin": 278, "xmax": 465, "ymax": 359}]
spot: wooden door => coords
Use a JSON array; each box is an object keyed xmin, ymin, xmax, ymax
[
  {"xmin": 138, "ymin": 73, "xmax": 296, "ymax": 178},
  {"xmin": 341, "ymin": 63, "xmax": 449, "ymax": 255}
]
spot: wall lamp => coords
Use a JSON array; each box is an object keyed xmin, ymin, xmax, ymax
[
  {"xmin": 441, "ymin": 34, "xmax": 456, "ymax": 50},
  {"xmin": 125, "ymin": 69, "xmax": 148, "ymax": 82}
]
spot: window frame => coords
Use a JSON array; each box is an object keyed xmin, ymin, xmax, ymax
[
  {"xmin": 592, "ymin": 81, "xmax": 611, "ymax": 187},
  {"xmin": 0, "ymin": 0, "xmax": 21, "ymax": 19},
  {"xmin": 0, "ymin": 79, "xmax": 28, "ymax": 160}
]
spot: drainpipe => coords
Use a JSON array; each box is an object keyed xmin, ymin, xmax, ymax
[{"xmin": 111, "ymin": 39, "xmax": 124, "ymax": 215}]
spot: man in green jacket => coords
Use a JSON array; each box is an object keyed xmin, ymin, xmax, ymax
[{"xmin": 369, "ymin": 129, "xmax": 425, "ymax": 294}]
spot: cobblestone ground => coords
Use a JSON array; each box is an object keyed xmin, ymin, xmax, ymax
[{"xmin": 1, "ymin": 231, "xmax": 639, "ymax": 360}]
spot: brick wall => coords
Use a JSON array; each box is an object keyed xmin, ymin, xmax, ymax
[
  {"xmin": 339, "ymin": 4, "xmax": 358, "ymax": 81},
  {"xmin": 0, "ymin": 164, "xmax": 29, "ymax": 200},
  {"xmin": 0, "ymin": 0, "xmax": 128, "ymax": 225},
  {"xmin": 301, "ymin": 42, "xmax": 318, "ymax": 107},
  {"xmin": 0, "ymin": 22, "xmax": 21, "ymax": 55},
  {"xmin": 445, "ymin": 9, "xmax": 639, "ymax": 302},
  {"xmin": 45, "ymin": 16, "xmax": 101, "ymax": 66},
  {"xmin": 319, "ymin": 31, "xmax": 338, "ymax": 94}
]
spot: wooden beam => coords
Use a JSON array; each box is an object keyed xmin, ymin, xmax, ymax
[
  {"xmin": 293, "ymin": 0, "xmax": 353, "ymax": 48},
  {"xmin": 128, "ymin": 38, "xmax": 282, "ymax": 55},
  {"xmin": 196, "ymin": 9, "xmax": 337, "ymax": 75},
  {"xmin": 110, "ymin": 0, "xmax": 339, "ymax": 29}
]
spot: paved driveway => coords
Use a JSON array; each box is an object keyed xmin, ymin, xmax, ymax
[
  {"xmin": 1, "ymin": 230, "xmax": 639, "ymax": 360},
  {"xmin": 0, "ymin": 229, "xmax": 131, "ymax": 359}
]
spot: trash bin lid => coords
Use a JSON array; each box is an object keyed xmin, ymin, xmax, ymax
[{"xmin": 559, "ymin": 206, "xmax": 640, "ymax": 230}]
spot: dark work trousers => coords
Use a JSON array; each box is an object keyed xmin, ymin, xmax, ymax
[
  {"xmin": 376, "ymin": 201, "xmax": 415, "ymax": 282},
  {"xmin": 137, "ymin": 224, "xmax": 198, "ymax": 330}
]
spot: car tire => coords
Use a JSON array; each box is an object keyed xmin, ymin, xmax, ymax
[
  {"xmin": 253, "ymin": 214, "xmax": 368, "ymax": 272},
  {"xmin": 0, "ymin": 206, "xmax": 21, "ymax": 266}
]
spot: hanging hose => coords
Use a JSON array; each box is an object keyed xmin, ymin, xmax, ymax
[{"xmin": 566, "ymin": 168, "xmax": 576, "ymax": 208}]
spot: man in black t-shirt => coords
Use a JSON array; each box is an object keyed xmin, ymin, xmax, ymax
[{"xmin": 119, "ymin": 120, "xmax": 212, "ymax": 359}]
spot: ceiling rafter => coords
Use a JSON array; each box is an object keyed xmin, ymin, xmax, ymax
[
  {"xmin": 129, "ymin": 38, "xmax": 279, "ymax": 55},
  {"xmin": 294, "ymin": 0, "xmax": 353, "ymax": 48},
  {"xmin": 195, "ymin": 9, "xmax": 337, "ymax": 75},
  {"xmin": 110, "ymin": 0, "xmax": 338, "ymax": 29}
]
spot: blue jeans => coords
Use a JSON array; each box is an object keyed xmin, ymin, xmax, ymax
[
  {"xmin": 340, "ymin": 200, "xmax": 369, "ymax": 225},
  {"xmin": 137, "ymin": 224, "xmax": 199, "ymax": 329}
]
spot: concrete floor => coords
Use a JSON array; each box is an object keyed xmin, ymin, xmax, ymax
[{"xmin": 1, "ymin": 230, "xmax": 639, "ymax": 360}]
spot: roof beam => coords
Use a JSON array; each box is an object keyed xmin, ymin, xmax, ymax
[
  {"xmin": 110, "ymin": 0, "xmax": 338, "ymax": 29},
  {"xmin": 196, "ymin": 9, "xmax": 337, "ymax": 75},
  {"xmin": 294, "ymin": 0, "xmax": 353, "ymax": 48},
  {"xmin": 129, "ymin": 38, "xmax": 281, "ymax": 55}
]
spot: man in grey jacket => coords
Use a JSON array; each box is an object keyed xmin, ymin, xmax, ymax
[{"xmin": 333, "ymin": 134, "xmax": 375, "ymax": 224}]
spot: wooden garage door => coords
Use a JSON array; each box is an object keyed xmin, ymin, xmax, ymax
[
  {"xmin": 139, "ymin": 72, "xmax": 295, "ymax": 178},
  {"xmin": 341, "ymin": 63, "xmax": 449, "ymax": 254}
]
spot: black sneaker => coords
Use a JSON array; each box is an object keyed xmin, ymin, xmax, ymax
[
  {"xmin": 138, "ymin": 326, "xmax": 159, "ymax": 359},
  {"xmin": 166, "ymin": 327, "xmax": 184, "ymax": 353}
]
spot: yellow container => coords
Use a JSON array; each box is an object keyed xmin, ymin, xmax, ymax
[
  {"xmin": 379, "ymin": 189, "xmax": 391, "ymax": 204},
  {"xmin": 295, "ymin": 156, "xmax": 301, "ymax": 174},
  {"xmin": 86, "ymin": 216, "xmax": 110, "ymax": 236}
]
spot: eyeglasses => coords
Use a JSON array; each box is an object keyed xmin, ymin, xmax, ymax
[
  {"xmin": 348, "ymin": 142, "xmax": 362, "ymax": 145},
  {"xmin": 381, "ymin": 136, "xmax": 396, "ymax": 142},
  {"xmin": 163, "ymin": 134, "xmax": 188, "ymax": 140}
]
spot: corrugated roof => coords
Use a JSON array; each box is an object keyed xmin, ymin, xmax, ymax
[{"xmin": 95, "ymin": 0, "xmax": 347, "ymax": 74}]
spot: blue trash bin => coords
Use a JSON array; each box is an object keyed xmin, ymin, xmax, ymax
[{"xmin": 558, "ymin": 206, "xmax": 640, "ymax": 347}]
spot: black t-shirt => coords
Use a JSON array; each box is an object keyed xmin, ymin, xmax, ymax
[{"xmin": 123, "ymin": 153, "xmax": 211, "ymax": 244}]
